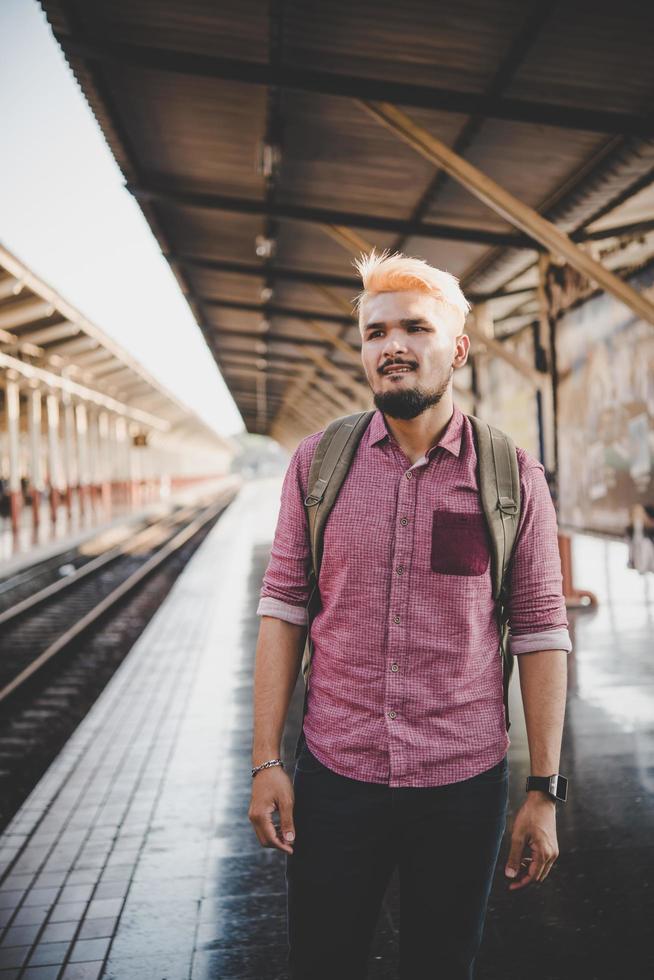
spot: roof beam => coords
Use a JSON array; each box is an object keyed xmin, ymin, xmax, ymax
[
  {"xmin": 0, "ymin": 350, "xmax": 169, "ymax": 430},
  {"xmin": 0, "ymin": 276, "xmax": 23, "ymax": 301},
  {"xmin": 45, "ymin": 336, "xmax": 99, "ymax": 357},
  {"xmin": 130, "ymin": 184, "xmax": 530, "ymax": 248},
  {"xmin": 66, "ymin": 348, "xmax": 114, "ymax": 368},
  {"xmin": 215, "ymin": 341, "xmax": 307, "ymax": 362},
  {"xmin": 220, "ymin": 359, "xmax": 298, "ymax": 377},
  {"xmin": 363, "ymin": 101, "xmax": 654, "ymax": 329},
  {"xmin": 175, "ymin": 254, "xmax": 359, "ymax": 291},
  {"xmin": 20, "ymin": 322, "xmax": 80, "ymax": 345},
  {"xmin": 204, "ymin": 325, "xmax": 337, "ymax": 348},
  {"xmin": 57, "ymin": 36, "xmax": 654, "ymax": 137},
  {"xmin": 204, "ymin": 298, "xmax": 353, "ymax": 326},
  {"xmin": 0, "ymin": 298, "xmax": 55, "ymax": 330}
]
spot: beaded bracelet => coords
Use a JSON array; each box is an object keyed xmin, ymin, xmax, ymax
[{"xmin": 252, "ymin": 758, "xmax": 284, "ymax": 778}]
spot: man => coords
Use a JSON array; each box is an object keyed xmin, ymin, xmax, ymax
[{"xmin": 249, "ymin": 251, "xmax": 571, "ymax": 980}]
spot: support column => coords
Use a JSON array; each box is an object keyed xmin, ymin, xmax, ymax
[
  {"xmin": 114, "ymin": 415, "xmax": 128, "ymax": 508},
  {"xmin": 61, "ymin": 393, "xmax": 76, "ymax": 516},
  {"xmin": 75, "ymin": 402, "xmax": 89, "ymax": 517},
  {"xmin": 28, "ymin": 384, "xmax": 43, "ymax": 534},
  {"xmin": 536, "ymin": 257, "xmax": 597, "ymax": 609},
  {"xmin": 98, "ymin": 410, "xmax": 112, "ymax": 512},
  {"xmin": 46, "ymin": 392, "xmax": 62, "ymax": 521},
  {"xmin": 86, "ymin": 407, "xmax": 99, "ymax": 511},
  {"xmin": 128, "ymin": 426, "xmax": 140, "ymax": 508},
  {"xmin": 536, "ymin": 254, "xmax": 558, "ymax": 479},
  {"xmin": 5, "ymin": 375, "xmax": 21, "ymax": 538}
]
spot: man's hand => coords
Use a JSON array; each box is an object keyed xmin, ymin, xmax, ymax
[
  {"xmin": 504, "ymin": 793, "xmax": 559, "ymax": 890},
  {"xmin": 248, "ymin": 767, "xmax": 296, "ymax": 855}
]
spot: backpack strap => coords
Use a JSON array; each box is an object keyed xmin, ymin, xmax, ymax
[
  {"xmin": 304, "ymin": 410, "xmax": 376, "ymax": 584},
  {"xmin": 467, "ymin": 414, "xmax": 521, "ymax": 731},
  {"xmin": 466, "ymin": 415, "xmax": 521, "ymax": 602},
  {"xmin": 295, "ymin": 411, "xmax": 374, "ymax": 756}
]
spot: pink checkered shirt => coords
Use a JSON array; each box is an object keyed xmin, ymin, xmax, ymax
[{"xmin": 257, "ymin": 404, "xmax": 571, "ymax": 788}]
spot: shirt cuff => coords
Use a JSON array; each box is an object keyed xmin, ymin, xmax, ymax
[
  {"xmin": 256, "ymin": 596, "xmax": 308, "ymax": 626},
  {"xmin": 508, "ymin": 627, "xmax": 572, "ymax": 655}
]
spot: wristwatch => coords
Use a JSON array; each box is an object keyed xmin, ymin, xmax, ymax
[{"xmin": 525, "ymin": 773, "xmax": 568, "ymax": 802}]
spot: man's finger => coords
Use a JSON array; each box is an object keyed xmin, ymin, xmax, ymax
[
  {"xmin": 278, "ymin": 795, "xmax": 296, "ymax": 848},
  {"xmin": 253, "ymin": 806, "xmax": 294, "ymax": 854},
  {"xmin": 504, "ymin": 834, "xmax": 526, "ymax": 880},
  {"xmin": 537, "ymin": 854, "xmax": 557, "ymax": 883},
  {"xmin": 263, "ymin": 807, "xmax": 295, "ymax": 853},
  {"xmin": 508, "ymin": 854, "xmax": 540, "ymax": 890}
]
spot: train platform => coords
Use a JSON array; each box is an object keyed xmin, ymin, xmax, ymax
[{"xmin": 0, "ymin": 477, "xmax": 652, "ymax": 980}]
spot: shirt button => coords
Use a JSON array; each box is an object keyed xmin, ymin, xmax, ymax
[
  {"xmin": 388, "ymin": 710, "xmax": 397, "ymax": 719},
  {"xmin": 400, "ymin": 517, "xmax": 408, "ymax": 526},
  {"xmin": 405, "ymin": 471, "xmax": 413, "ymax": 480},
  {"xmin": 393, "ymin": 615, "xmax": 401, "ymax": 624},
  {"xmin": 396, "ymin": 565, "xmax": 404, "ymax": 575},
  {"xmin": 391, "ymin": 663, "xmax": 399, "ymax": 672}
]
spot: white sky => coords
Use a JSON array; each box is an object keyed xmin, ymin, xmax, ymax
[{"xmin": 0, "ymin": 0, "xmax": 245, "ymax": 437}]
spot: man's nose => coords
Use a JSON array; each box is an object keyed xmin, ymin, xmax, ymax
[{"xmin": 381, "ymin": 333, "xmax": 408, "ymax": 356}]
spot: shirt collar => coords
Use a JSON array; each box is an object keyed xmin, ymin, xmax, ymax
[{"xmin": 367, "ymin": 404, "xmax": 464, "ymax": 459}]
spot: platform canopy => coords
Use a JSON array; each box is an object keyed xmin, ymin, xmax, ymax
[
  {"xmin": 0, "ymin": 244, "xmax": 233, "ymax": 454},
  {"xmin": 40, "ymin": 0, "xmax": 654, "ymax": 439}
]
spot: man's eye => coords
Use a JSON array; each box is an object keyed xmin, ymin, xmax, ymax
[{"xmin": 409, "ymin": 325, "xmax": 425, "ymax": 331}]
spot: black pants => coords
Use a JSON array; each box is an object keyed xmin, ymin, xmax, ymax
[{"xmin": 286, "ymin": 733, "xmax": 508, "ymax": 980}]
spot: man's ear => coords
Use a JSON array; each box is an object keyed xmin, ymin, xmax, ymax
[{"xmin": 453, "ymin": 334, "xmax": 470, "ymax": 368}]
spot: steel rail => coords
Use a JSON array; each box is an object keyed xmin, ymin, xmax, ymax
[
  {"xmin": 0, "ymin": 496, "xmax": 232, "ymax": 705},
  {"xmin": 0, "ymin": 508, "xmax": 193, "ymax": 627}
]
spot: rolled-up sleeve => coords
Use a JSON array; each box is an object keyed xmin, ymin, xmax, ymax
[
  {"xmin": 506, "ymin": 452, "xmax": 572, "ymax": 655},
  {"xmin": 256, "ymin": 436, "xmax": 318, "ymax": 625}
]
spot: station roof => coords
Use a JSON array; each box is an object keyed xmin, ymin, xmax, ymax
[
  {"xmin": 39, "ymin": 0, "xmax": 654, "ymax": 437},
  {"xmin": 0, "ymin": 243, "xmax": 235, "ymax": 455}
]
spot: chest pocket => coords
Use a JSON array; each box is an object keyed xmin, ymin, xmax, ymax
[{"xmin": 431, "ymin": 511, "xmax": 491, "ymax": 576}]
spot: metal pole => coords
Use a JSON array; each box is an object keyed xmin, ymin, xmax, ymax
[
  {"xmin": 61, "ymin": 393, "xmax": 76, "ymax": 517},
  {"xmin": 75, "ymin": 402, "xmax": 89, "ymax": 516},
  {"xmin": 28, "ymin": 385, "xmax": 43, "ymax": 533},
  {"xmin": 46, "ymin": 392, "xmax": 62, "ymax": 522},
  {"xmin": 98, "ymin": 410, "xmax": 111, "ymax": 512},
  {"xmin": 5, "ymin": 376, "xmax": 21, "ymax": 538}
]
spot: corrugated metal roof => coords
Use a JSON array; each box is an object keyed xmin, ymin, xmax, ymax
[{"xmin": 38, "ymin": 0, "xmax": 654, "ymax": 436}]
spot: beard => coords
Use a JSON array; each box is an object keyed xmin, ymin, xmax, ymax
[{"xmin": 373, "ymin": 366, "xmax": 453, "ymax": 420}]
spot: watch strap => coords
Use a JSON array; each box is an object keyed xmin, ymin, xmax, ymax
[{"xmin": 525, "ymin": 773, "xmax": 568, "ymax": 802}]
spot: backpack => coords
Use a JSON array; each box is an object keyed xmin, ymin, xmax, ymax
[{"xmin": 297, "ymin": 410, "xmax": 521, "ymax": 759}]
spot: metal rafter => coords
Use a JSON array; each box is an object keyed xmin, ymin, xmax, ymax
[
  {"xmin": 132, "ymin": 183, "xmax": 651, "ymax": 252},
  {"xmin": 203, "ymin": 298, "xmax": 352, "ymax": 326},
  {"xmin": 362, "ymin": 101, "xmax": 654, "ymax": 328},
  {"xmin": 55, "ymin": 35, "xmax": 654, "ymax": 137},
  {"xmin": 129, "ymin": 183, "xmax": 532, "ymax": 248},
  {"xmin": 176, "ymin": 254, "xmax": 359, "ymax": 291},
  {"xmin": 392, "ymin": 1, "xmax": 554, "ymax": 253}
]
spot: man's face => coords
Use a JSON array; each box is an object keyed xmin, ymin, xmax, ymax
[{"xmin": 359, "ymin": 290, "xmax": 469, "ymax": 420}]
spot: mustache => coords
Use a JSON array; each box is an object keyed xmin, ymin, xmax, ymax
[{"xmin": 379, "ymin": 359, "xmax": 418, "ymax": 374}]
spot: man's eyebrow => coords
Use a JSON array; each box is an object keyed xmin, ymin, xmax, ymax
[
  {"xmin": 363, "ymin": 317, "xmax": 431, "ymax": 334},
  {"xmin": 400, "ymin": 317, "xmax": 430, "ymax": 328}
]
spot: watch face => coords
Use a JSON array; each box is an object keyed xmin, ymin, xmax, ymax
[{"xmin": 554, "ymin": 774, "xmax": 568, "ymax": 801}]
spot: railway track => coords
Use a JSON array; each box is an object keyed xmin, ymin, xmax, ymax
[
  {"xmin": 0, "ymin": 511, "xmax": 159, "ymax": 614},
  {"xmin": 0, "ymin": 482, "xmax": 240, "ymax": 829}
]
